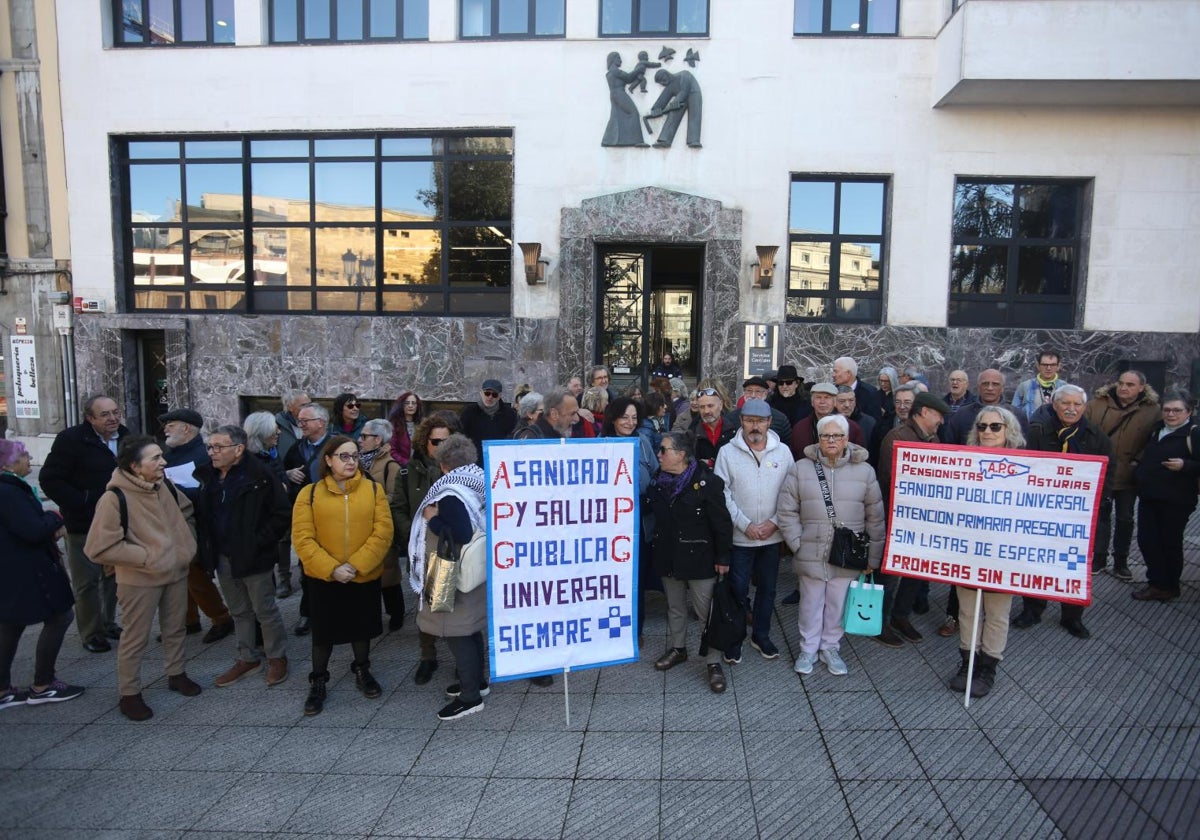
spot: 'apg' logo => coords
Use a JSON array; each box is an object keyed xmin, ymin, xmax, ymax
[{"xmin": 978, "ymin": 458, "xmax": 1030, "ymax": 480}]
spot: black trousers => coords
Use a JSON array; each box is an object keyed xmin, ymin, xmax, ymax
[
  {"xmin": 0, "ymin": 608, "xmax": 74, "ymax": 688},
  {"xmin": 1137, "ymin": 498, "xmax": 1193, "ymax": 593}
]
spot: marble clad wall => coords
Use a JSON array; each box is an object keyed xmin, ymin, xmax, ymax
[
  {"xmin": 558, "ymin": 187, "xmax": 743, "ymax": 385},
  {"xmin": 776, "ymin": 324, "xmax": 1200, "ymax": 400},
  {"xmin": 73, "ymin": 313, "xmax": 556, "ymax": 432}
]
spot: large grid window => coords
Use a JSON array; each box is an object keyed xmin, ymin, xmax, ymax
[
  {"xmin": 786, "ymin": 177, "xmax": 887, "ymax": 323},
  {"xmin": 460, "ymin": 0, "xmax": 565, "ymax": 38},
  {"xmin": 118, "ymin": 132, "xmax": 513, "ymax": 315},
  {"xmin": 600, "ymin": 0, "xmax": 708, "ymax": 36},
  {"xmin": 269, "ymin": 0, "xmax": 429, "ymax": 43},
  {"xmin": 949, "ymin": 179, "xmax": 1086, "ymax": 329},
  {"xmin": 114, "ymin": 0, "xmax": 236, "ymax": 46},
  {"xmin": 794, "ymin": 0, "xmax": 898, "ymax": 36}
]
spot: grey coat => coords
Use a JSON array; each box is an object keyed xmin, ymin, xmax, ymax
[{"xmin": 777, "ymin": 443, "xmax": 885, "ymax": 581}]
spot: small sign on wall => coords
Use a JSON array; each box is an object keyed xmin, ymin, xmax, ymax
[
  {"xmin": 9, "ymin": 335, "xmax": 40, "ymax": 419},
  {"xmin": 743, "ymin": 324, "xmax": 778, "ymax": 380}
]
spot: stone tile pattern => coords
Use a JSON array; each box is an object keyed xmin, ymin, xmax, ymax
[{"xmin": 2, "ymin": 507, "xmax": 1198, "ymax": 837}]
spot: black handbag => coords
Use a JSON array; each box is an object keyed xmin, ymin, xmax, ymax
[
  {"xmin": 813, "ymin": 459, "xmax": 870, "ymax": 571},
  {"xmin": 699, "ymin": 574, "xmax": 746, "ymax": 656}
]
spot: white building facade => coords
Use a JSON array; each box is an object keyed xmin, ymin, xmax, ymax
[{"xmin": 53, "ymin": 0, "xmax": 1200, "ymax": 427}]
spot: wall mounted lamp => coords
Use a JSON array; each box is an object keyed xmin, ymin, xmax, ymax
[
  {"xmin": 518, "ymin": 242, "xmax": 550, "ymax": 285},
  {"xmin": 751, "ymin": 245, "xmax": 779, "ymax": 289}
]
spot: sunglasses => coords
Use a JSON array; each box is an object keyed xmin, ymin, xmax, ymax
[
  {"xmin": 429, "ymin": 437, "xmax": 449, "ymax": 446},
  {"xmin": 778, "ymin": 379, "xmax": 797, "ymax": 386},
  {"xmin": 333, "ymin": 452, "xmax": 358, "ymax": 463},
  {"xmin": 695, "ymin": 388, "xmax": 720, "ymax": 397},
  {"xmin": 344, "ymin": 402, "xmax": 360, "ymax": 409},
  {"xmin": 483, "ymin": 390, "xmax": 500, "ymax": 398},
  {"xmin": 657, "ymin": 446, "xmax": 679, "ymax": 455},
  {"xmin": 975, "ymin": 422, "xmax": 1006, "ymax": 433}
]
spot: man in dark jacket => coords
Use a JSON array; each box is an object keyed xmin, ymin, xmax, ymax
[
  {"xmin": 40, "ymin": 395, "xmax": 129, "ymax": 652},
  {"xmin": 688, "ymin": 388, "xmax": 736, "ymax": 468},
  {"xmin": 274, "ymin": 389, "xmax": 310, "ymax": 464},
  {"xmin": 833, "ymin": 356, "xmax": 883, "ymax": 422},
  {"xmin": 942, "ymin": 370, "xmax": 1029, "ymax": 445},
  {"xmin": 459, "ymin": 379, "xmax": 518, "ymax": 465},
  {"xmin": 160, "ymin": 408, "xmax": 234, "ymax": 643},
  {"xmin": 282, "ymin": 402, "xmax": 330, "ymax": 635},
  {"xmin": 194, "ymin": 425, "xmax": 292, "ymax": 689},
  {"xmin": 1014, "ymin": 385, "xmax": 1114, "ymax": 639}
]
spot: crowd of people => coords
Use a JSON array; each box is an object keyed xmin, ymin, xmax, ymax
[{"xmin": 1, "ymin": 349, "xmax": 1196, "ymax": 719}]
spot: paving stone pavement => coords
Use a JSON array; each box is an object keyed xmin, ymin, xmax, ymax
[{"xmin": 2, "ymin": 515, "xmax": 1198, "ymax": 839}]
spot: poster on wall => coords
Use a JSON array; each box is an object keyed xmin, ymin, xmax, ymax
[
  {"xmin": 9, "ymin": 335, "xmax": 39, "ymax": 419},
  {"xmin": 484, "ymin": 438, "xmax": 640, "ymax": 682}
]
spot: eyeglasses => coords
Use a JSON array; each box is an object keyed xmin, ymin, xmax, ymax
[
  {"xmin": 332, "ymin": 452, "xmax": 358, "ymax": 463},
  {"xmin": 657, "ymin": 446, "xmax": 679, "ymax": 455},
  {"xmin": 93, "ymin": 410, "xmax": 121, "ymax": 419},
  {"xmin": 298, "ymin": 417, "xmax": 322, "ymax": 425},
  {"xmin": 205, "ymin": 443, "xmax": 241, "ymax": 452},
  {"xmin": 429, "ymin": 437, "xmax": 449, "ymax": 446},
  {"xmin": 344, "ymin": 402, "xmax": 360, "ymax": 409},
  {"xmin": 360, "ymin": 433, "xmax": 379, "ymax": 439},
  {"xmin": 818, "ymin": 434, "xmax": 846, "ymax": 441},
  {"xmin": 975, "ymin": 422, "xmax": 1006, "ymax": 433},
  {"xmin": 1162, "ymin": 406, "xmax": 1189, "ymax": 413},
  {"xmin": 483, "ymin": 390, "xmax": 500, "ymax": 398}
]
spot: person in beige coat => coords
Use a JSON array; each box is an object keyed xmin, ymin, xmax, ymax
[
  {"xmin": 85, "ymin": 435, "xmax": 200, "ymax": 721},
  {"xmin": 777, "ymin": 414, "xmax": 885, "ymax": 677}
]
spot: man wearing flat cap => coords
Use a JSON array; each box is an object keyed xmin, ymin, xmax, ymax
[
  {"xmin": 161, "ymin": 409, "xmax": 234, "ymax": 644},
  {"xmin": 460, "ymin": 378, "xmax": 518, "ymax": 466},
  {"xmin": 874, "ymin": 391, "xmax": 951, "ymax": 646}
]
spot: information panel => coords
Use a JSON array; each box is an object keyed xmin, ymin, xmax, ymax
[
  {"xmin": 484, "ymin": 438, "xmax": 639, "ymax": 681},
  {"xmin": 882, "ymin": 441, "xmax": 1107, "ymax": 604}
]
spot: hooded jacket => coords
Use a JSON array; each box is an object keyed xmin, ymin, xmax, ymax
[
  {"xmin": 84, "ymin": 469, "xmax": 196, "ymax": 588},
  {"xmin": 713, "ymin": 429, "xmax": 790, "ymax": 547},
  {"xmin": 1083, "ymin": 382, "xmax": 1160, "ymax": 490},
  {"xmin": 0, "ymin": 472, "xmax": 73, "ymax": 625},
  {"xmin": 777, "ymin": 443, "xmax": 885, "ymax": 581}
]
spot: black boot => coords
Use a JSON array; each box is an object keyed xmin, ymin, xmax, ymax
[
  {"xmin": 351, "ymin": 660, "xmax": 382, "ymax": 699},
  {"xmin": 948, "ymin": 649, "xmax": 971, "ymax": 692},
  {"xmin": 970, "ymin": 654, "xmax": 999, "ymax": 698},
  {"xmin": 304, "ymin": 671, "xmax": 329, "ymax": 716}
]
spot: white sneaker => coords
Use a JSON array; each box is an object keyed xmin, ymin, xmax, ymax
[
  {"xmin": 820, "ymin": 649, "xmax": 848, "ymax": 676},
  {"xmin": 793, "ymin": 651, "xmax": 816, "ymax": 675}
]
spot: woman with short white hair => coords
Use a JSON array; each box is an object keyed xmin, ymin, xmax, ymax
[{"xmin": 777, "ymin": 414, "xmax": 885, "ymax": 677}]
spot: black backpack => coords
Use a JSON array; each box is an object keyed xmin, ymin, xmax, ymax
[
  {"xmin": 108, "ymin": 480, "xmax": 180, "ymax": 538},
  {"xmin": 699, "ymin": 574, "xmax": 746, "ymax": 656}
]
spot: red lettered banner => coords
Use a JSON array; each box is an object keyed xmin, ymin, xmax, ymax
[{"xmin": 882, "ymin": 441, "xmax": 1107, "ymax": 605}]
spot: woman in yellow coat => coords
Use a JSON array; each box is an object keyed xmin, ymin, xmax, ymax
[{"xmin": 292, "ymin": 435, "xmax": 393, "ymax": 715}]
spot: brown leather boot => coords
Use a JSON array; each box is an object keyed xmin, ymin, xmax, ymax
[{"xmin": 119, "ymin": 693, "xmax": 154, "ymax": 721}]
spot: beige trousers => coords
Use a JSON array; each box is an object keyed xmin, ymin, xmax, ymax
[
  {"xmin": 116, "ymin": 577, "xmax": 189, "ymax": 695},
  {"xmin": 955, "ymin": 586, "xmax": 1013, "ymax": 660}
]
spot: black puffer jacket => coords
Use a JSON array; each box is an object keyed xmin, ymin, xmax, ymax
[
  {"xmin": 644, "ymin": 463, "xmax": 733, "ymax": 580},
  {"xmin": 0, "ymin": 473, "xmax": 73, "ymax": 625},
  {"xmin": 1134, "ymin": 421, "xmax": 1200, "ymax": 507},
  {"xmin": 39, "ymin": 422, "xmax": 131, "ymax": 533}
]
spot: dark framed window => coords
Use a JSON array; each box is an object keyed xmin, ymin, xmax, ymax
[
  {"xmin": 114, "ymin": 0, "xmax": 236, "ymax": 46},
  {"xmin": 794, "ymin": 0, "xmax": 898, "ymax": 36},
  {"xmin": 600, "ymin": 0, "xmax": 708, "ymax": 37},
  {"xmin": 786, "ymin": 176, "xmax": 887, "ymax": 323},
  {"xmin": 117, "ymin": 131, "xmax": 513, "ymax": 316},
  {"xmin": 269, "ymin": 0, "xmax": 429, "ymax": 43},
  {"xmin": 949, "ymin": 178, "xmax": 1087, "ymax": 329},
  {"xmin": 460, "ymin": 0, "xmax": 565, "ymax": 38}
]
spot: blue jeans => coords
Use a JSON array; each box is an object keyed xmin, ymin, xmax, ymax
[{"xmin": 728, "ymin": 543, "xmax": 780, "ymax": 642}]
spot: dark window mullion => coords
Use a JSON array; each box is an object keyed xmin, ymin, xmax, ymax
[{"xmin": 241, "ymin": 139, "xmax": 254, "ymax": 308}]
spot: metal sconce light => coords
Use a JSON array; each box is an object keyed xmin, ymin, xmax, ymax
[
  {"xmin": 751, "ymin": 245, "xmax": 779, "ymax": 289},
  {"xmin": 518, "ymin": 242, "xmax": 550, "ymax": 285}
]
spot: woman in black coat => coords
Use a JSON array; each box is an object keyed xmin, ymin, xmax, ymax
[
  {"xmin": 1133, "ymin": 390, "xmax": 1200, "ymax": 602},
  {"xmin": 0, "ymin": 440, "xmax": 83, "ymax": 708},
  {"xmin": 644, "ymin": 430, "xmax": 733, "ymax": 693}
]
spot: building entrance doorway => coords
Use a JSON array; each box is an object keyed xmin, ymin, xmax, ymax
[{"xmin": 596, "ymin": 245, "xmax": 704, "ymax": 395}]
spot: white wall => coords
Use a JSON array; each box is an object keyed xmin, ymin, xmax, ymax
[{"xmin": 57, "ymin": 0, "xmax": 1200, "ymax": 331}]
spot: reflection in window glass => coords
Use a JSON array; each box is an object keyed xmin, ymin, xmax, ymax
[
  {"xmin": 829, "ymin": 0, "xmax": 859, "ymax": 32},
  {"xmin": 950, "ymin": 245, "xmax": 1007, "ymax": 295},
  {"xmin": 384, "ymin": 229, "xmax": 441, "ymax": 284},
  {"xmin": 839, "ymin": 182, "xmax": 884, "ymax": 236},
  {"xmin": 867, "ymin": 0, "xmax": 898, "ymax": 34},
  {"xmin": 448, "ymin": 160, "xmax": 512, "ymax": 221},
  {"xmin": 336, "ymin": 0, "xmax": 363, "ymax": 39},
  {"xmin": 446, "ymin": 136, "xmax": 512, "ymax": 155},
  {"xmin": 462, "ymin": 0, "xmax": 489, "ymax": 36},
  {"xmin": 251, "ymin": 163, "xmax": 311, "ymax": 222},
  {"xmin": 788, "ymin": 243, "xmax": 831, "ymax": 291},
  {"xmin": 448, "ymin": 227, "xmax": 511, "ymax": 288},
  {"xmin": 836, "ymin": 298, "xmax": 881, "ymax": 321},
  {"xmin": 212, "ymin": 0, "xmax": 236, "ymax": 42},
  {"xmin": 315, "ymin": 138, "xmax": 375, "ymax": 157},
  {"xmin": 251, "ymin": 139, "xmax": 309, "ymax": 158},
  {"xmin": 535, "ymin": 0, "xmax": 565, "ymax": 35},
  {"xmin": 315, "ymin": 162, "xmax": 375, "ymax": 221},
  {"xmin": 638, "ymin": 0, "xmax": 669, "ymax": 32},
  {"xmin": 382, "ymin": 137, "xmax": 435, "ymax": 156},
  {"xmin": 186, "ymin": 164, "xmax": 244, "ymax": 221},
  {"xmin": 449, "ymin": 293, "xmax": 510, "ymax": 314},
  {"xmin": 317, "ymin": 291, "xmax": 375, "ymax": 311},
  {"xmin": 315, "ymin": 228, "xmax": 378, "ymax": 288},
  {"xmin": 600, "ymin": 0, "xmax": 632, "ymax": 34},
  {"xmin": 130, "ymin": 165, "xmax": 182, "ymax": 221},
  {"xmin": 250, "ymin": 228, "xmax": 307, "ymax": 288},
  {"xmin": 122, "ymin": 0, "xmax": 145, "ymax": 43},
  {"xmin": 129, "ymin": 141, "xmax": 180, "ymax": 159},
  {"xmin": 370, "ymin": 0, "xmax": 397, "ymax": 37},
  {"xmin": 405, "ymin": 0, "xmax": 429, "ymax": 38},
  {"xmin": 185, "ymin": 141, "xmax": 242, "ymax": 159},
  {"xmin": 793, "ymin": 0, "xmax": 821, "ymax": 34},
  {"xmin": 1018, "ymin": 246, "xmax": 1074, "ymax": 295},
  {"xmin": 499, "ymin": 0, "xmax": 527, "ymax": 34},
  {"xmin": 382, "ymin": 161, "xmax": 438, "ymax": 218},
  {"xmin": 953, "ymin": 183, "xmax": 1013, "ymax": 238},
  {"xmin": 131, "ymin": 228, "xmax": 184, "ymax": 290},
  {"xmin": 677, "ymin": 0, "xmax": 707, "ymax": 33},
  {"xmin": 273, "ymin": 0, "xmax": 299, "ymax": 40},
  {"xmin": 181, "ymin": 2, "xmax": 207, "ymax": 40},
  {"xmin": 383, "ymin": 292, "xmax": 441, "ymax": 313},
  {"xmin": 841, "ymin": 243, "xmax": 881, "ymax": 291},
  {"xmin": 787, "ymin": 297, "xmax": 829, "ymax": 320},
  {"xmin": 1017, "ymin": 184, "xmax": 1077, "ymax": 239},
  {"xmin": 789, "ymin": 181, "xmax": 835, "ymax": 234},
  {"xmin": 191, "ymin": 290, "xmax": 245, "ymax": 310},
  {"xmin": 189, "ymin": 230, "xmax": 246, "ymax": 285},
  {"xmin": 305, "ymin": 0, "xmax": 331, "ymax": 38},
  {"xmin": 149, "ymin": 0, "xmax": 175, "ymax": 42}
]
